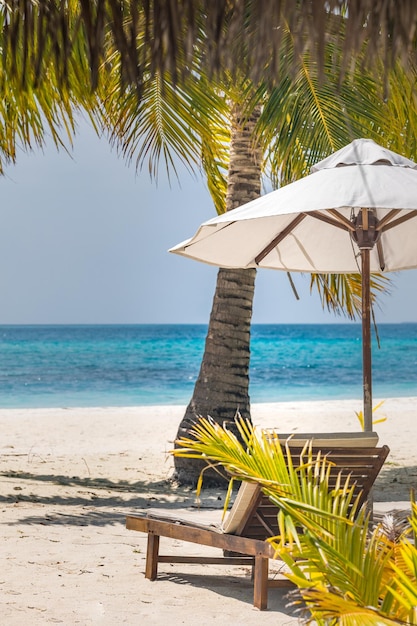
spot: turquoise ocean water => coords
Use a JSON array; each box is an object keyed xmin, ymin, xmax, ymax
[{"xmin": 0, "ymin": 324, "xmax": 416, "ymax": 408}]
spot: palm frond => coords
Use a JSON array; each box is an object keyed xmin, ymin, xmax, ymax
[
  {"xmin": 258, "ymin": 35, "xmax": 387, "ymax": 187},
  {"xmin": 98, "ymin": 44, "xmax": 230, "ymax": 191},
  {"xmin": 2, "ymin": 2, "xmax": 417, "ymax": 92},
  {"xmin": 383, "ymin": 503, "xmax": 417, "ymax": 621},
  {"xmin": 174, "ymin": 415, "xmax": 362, "ymax": 533},
  {"xmin": 309, "ymin": 273, "xmax": 390, "ymax": 320},
  {"xmin": 0, "ymin": 0, "xmax": 103, "ymax": 171},
  {"xmin": 355, "ymin": 401, "xmax": 387, "ymax": 432},
  {"xmin": 375, "ymin": 61, "xmax": 417, "ymax": 158}
]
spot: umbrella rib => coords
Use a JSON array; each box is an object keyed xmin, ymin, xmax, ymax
[
  {"xmin": 326, "ymin": 209, "xmax": 356, "ymax": 231},
  {"xmin": 370, "ymin": 209, "xmax": 386, "ymax": 271},
  {"xmin": 380, "ymin": 210, "xmax": 417, "ymax": 232},
  {"xmin": 255, "ymin": 213, "xmax": 307, "ymax": 264},
  {"xmin": 376, "ymin": 240, "xmax": 385, "ymax": 271},
  {"xmin": 376, "ymin": 209, "xmax": 401, "ymax": 230},
  {"xmin": 308, "ymin": 210, "xmax": 352, "ymax": 231}
]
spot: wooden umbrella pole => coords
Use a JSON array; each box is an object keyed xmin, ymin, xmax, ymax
[{"xmin": 361, "ymin": 248, "xmax": 373, "ymax": 432}]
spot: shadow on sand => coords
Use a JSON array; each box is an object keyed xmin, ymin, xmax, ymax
[
  {"xmin": 3, "ymin": 462, "xmax": 417, "ymax": 527},
  {"xmin": 374, "ymin": 464, "xmax": 417, "ymax": 502},
  {"xmin": 156, "ymin": 571, "xmax": 297, "ymax": 615},
  {"xmin": 1, "ymin": 469, "xmax": 227, "ymax": 527}
]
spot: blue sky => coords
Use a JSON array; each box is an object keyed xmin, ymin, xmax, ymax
[{"xmin": 0, "ymin": 115, "xmax": 416, "ymax": 325}]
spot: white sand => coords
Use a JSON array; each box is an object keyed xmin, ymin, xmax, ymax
[{"xmin": 1, "ymin": 398, "xmax": 415, "ymax": 624}]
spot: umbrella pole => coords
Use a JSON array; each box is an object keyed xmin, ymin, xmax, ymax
[{"xmin": 361, "ymin": 249, "xmax": 373, "ymax": 432}]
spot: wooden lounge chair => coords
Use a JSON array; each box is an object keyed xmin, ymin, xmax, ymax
[{"xmin": 126, "ymin": 432, "xmax": 389, "ymax": 610}]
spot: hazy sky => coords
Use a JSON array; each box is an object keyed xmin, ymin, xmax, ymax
[{"xmin": 1, "ymin": 115, "xmax": 417, "ymax": 325}]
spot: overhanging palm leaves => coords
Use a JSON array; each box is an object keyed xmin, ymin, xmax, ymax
[
  {"xmin": 0, "ymin": 0, "xmax": 100, "ymax": 173},
  {"xmin": 2, "ymin": 1, "xmax": 417, "ymax": 92}
]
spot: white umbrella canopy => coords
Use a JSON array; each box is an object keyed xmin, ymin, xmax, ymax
[{"xmin": 170, "ymin": 139, "xmax": 417, "ymax": 430}]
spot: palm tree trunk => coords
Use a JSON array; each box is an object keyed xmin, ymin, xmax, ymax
[{"xmin": 174, "ymin": 102, "xmax": 262, "ymax": 485}]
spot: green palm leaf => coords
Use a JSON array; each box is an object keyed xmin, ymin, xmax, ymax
[{"xmin": 310, "ymin": 273, "xmax": 390, "ymax": 320}]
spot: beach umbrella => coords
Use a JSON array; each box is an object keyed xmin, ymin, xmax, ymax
[{"xmin": 170, "ymin": 138, "xmax": 417, "ymax": 431}]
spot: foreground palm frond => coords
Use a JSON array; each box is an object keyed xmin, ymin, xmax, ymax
[
  {"xmin": 173, "ymin": 416, "xmax": 417, "ymax": 625},
  {"xmin": 174, "ymin": 414, "xmax": 362, "ymax": 538}
]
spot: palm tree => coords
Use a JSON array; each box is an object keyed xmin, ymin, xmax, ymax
[
  {"xmin": 100, "ymin": 46, "xmax": 394, "ymax": 485},
  {"xmin": 173, "ymin": 102, "xmax": 261, "ymax": 482}
]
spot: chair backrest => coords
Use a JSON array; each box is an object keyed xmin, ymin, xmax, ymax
[
  {"xmin": 222, "ymin": 433, "xmax": 388, "ymax": 539},
  {"xmin": 266, "ymin": 431, "xmax": 379, "ymax": 448}
]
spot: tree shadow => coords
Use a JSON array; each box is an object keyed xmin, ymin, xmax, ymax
[
  {"xmin": 8, "ymin": 509, "xmax": 126, "ymax": 527},
  {"xmin": 1, "ymin": 469, "xmax": 175, "ymax": 494},
  {"xmin": 373, "ymin": 464, "xmax": 417, "ymax": 502},
  {"xmin": 1, "ymin": 469, "xmax": 228, "ymax": 527},
  {"xmin": 4, "ymin": 463, "xmax": 416, "ymax": 528}
]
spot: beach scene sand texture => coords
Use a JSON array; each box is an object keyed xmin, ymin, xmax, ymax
[{"xmin": 1, "ymin": 398, "xmax": 416, "ymax": 625}]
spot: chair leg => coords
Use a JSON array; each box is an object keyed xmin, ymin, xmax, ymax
[
  {"xmin": 145, "ymin": 533, "xmax": 160, "ymax": 580},
  {"xmin": 253, "ymin": 555, "xmax": 269, "ymax": 610}
]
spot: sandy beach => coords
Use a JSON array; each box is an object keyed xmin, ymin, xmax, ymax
[{"xmin": 1, "ymin": 397, "xmax": 416, "ymax": 624}]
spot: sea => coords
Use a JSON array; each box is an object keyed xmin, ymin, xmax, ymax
[{"xmin": 0, "ymin": 324, "xmax": 416, "ymax": 409}]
